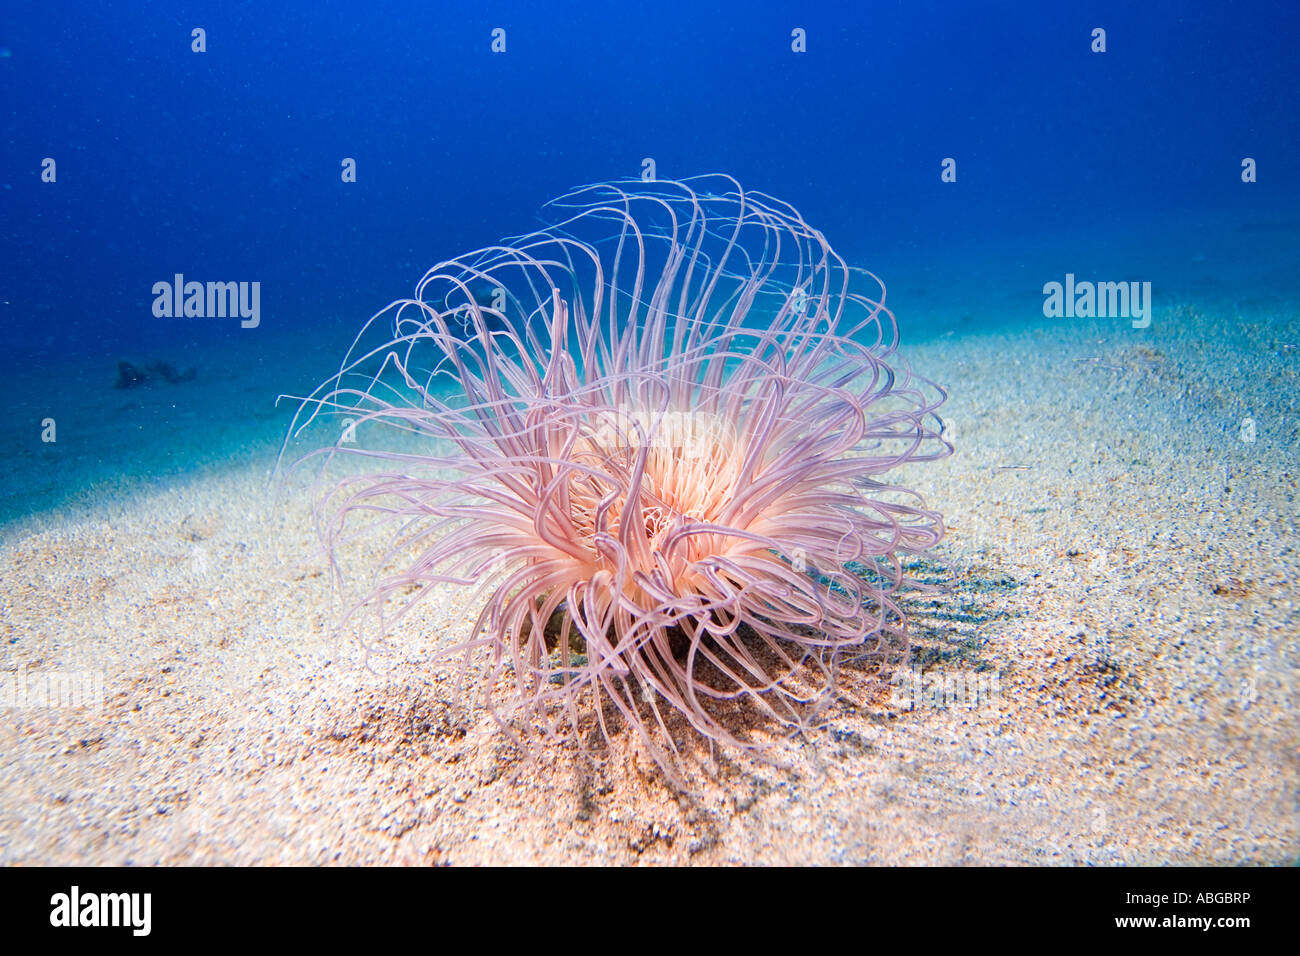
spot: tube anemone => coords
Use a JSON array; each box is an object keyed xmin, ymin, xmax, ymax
[{"xmin": 286, "ymin": 175, "xmax": 950, "ymax": 770}]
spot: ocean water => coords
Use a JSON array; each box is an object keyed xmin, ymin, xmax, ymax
[
  {"xmin": 2, "ymin": 1, "xmax": 1299, "ymax": 870},
  {"xmin": 3, "ymin": 0, "xmax": 1297, "ymax": 527}
]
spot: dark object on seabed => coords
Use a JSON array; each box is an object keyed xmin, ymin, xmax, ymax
[{"xmin": 115, "ymin": 359, "xmax": 197, "ymax": 389}]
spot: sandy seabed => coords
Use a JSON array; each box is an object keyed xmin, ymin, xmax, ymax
[{"xmin": 1, "ymin": 306, "xmax": 1296, "ymax": 865}]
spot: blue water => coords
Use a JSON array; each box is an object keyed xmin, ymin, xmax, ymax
[{"xmin": 2, "ymin": 0, "xmax": 1298, "ymax": 524}]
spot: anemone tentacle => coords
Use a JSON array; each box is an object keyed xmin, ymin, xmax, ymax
[{"xmin": 286, "ymin": 175, "xmax": 951, "ymax": 768}]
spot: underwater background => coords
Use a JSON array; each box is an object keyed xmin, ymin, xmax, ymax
[
  {"xmin": 2, "ymin": 0, "xmax": 1298, "ymax": 525},
  {"xmin": 1, "ymin": 1, "xmax": 1297, "ymax": 866}
]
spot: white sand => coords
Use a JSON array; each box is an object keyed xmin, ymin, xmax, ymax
[{"xmin": 1, "ymin": 307, "xmax": 1295, "ymax": 864}]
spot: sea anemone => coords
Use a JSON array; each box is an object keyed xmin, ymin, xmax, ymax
[{"xmin": 286, "ymin": 175, "xmax": 949, "ymax": 771}]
